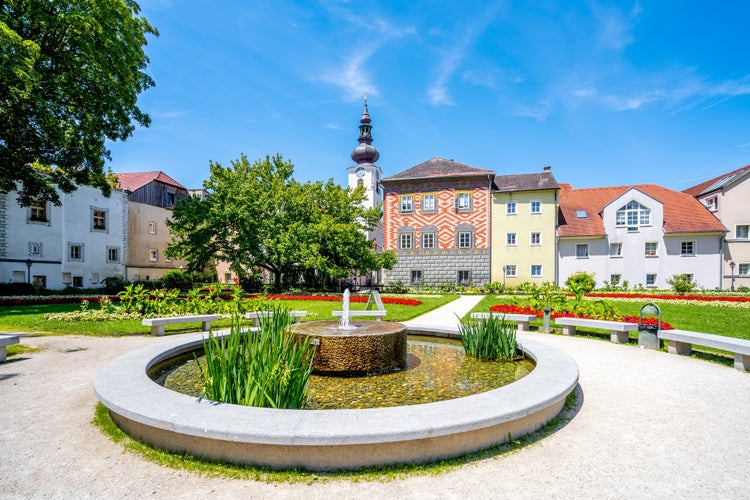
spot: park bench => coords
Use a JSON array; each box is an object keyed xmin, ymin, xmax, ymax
[
  {"xmin": 470, "ymin": 312, "xmax": 538, "ymax": 331},
  {"xmin": 141, "ymin": 314, "xmax": 220, "ymax": 337},
  {"xmin": 555, "ymin": 317, "xmax": 639, "ymax": 344},
  {"xmin": 0, "ymin": 334, "xmax": 20, "ymax": 362},
  {"xmin": 245, "ymin": 311, "xmax": 307, "ymax": 327},
  {"xmin": 332, "ymin": 310, "xmax": 387, "ymax": 321},
  {"xmin": 658, "ymin": 329, "xmax": 750, "ymax": 372}
]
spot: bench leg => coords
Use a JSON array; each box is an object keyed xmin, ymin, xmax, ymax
[
  {"xmin": 201, "ymin": 321, "xmax": 211, "ymax": 331},
  {"xmin": 611, "ymin": 331, "xmax": 629, "ymax": 344},
  {"xmin": 151, "ymin": 325, "xmax": 165, "ymax": 337},
  {"xmin": 0, "ymin": 346, "xmax": 6, "ymax": 362},
  {"xmin": 517, "ymin": 321, "xmax": 528, "ymax": 332},
  {"xmin": 562, "ymin": 325, "xmax": 576, "ymax": 336},
  {"xmin": 734, "ymin": 353, "xmax": 750, "ymax": 372},
  {"xmin": 667, "ymin": 340, "xmax": 691, "ymax": 356}
]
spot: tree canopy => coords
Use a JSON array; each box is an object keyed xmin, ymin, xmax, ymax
[
  {"xmin": 0, "ymin": 0, "xmax": 157, "ymax": 206},
  {"xmin": 166, "ymin": 154, "xmax": 395, "ymax": 291}
]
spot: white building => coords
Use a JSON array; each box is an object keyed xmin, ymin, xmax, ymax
[
  {"xmin": 0, "ymin": 185, "xmax": 128, "ymax": 289},
  {"xmin": 557, "ymin": 184, "xmax": 726, "ymax": 290}
]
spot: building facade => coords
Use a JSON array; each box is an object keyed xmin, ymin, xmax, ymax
[
  {"xmin": 0, "ymin": 185, "xmax": 128, "ymax": 289},
  {"xmin": 683, "ymin": 165, "xmax": 750, "ymax": 290},
  {"xmin": 557, "ymin": 184, "xmax": 726, "ymax": 289},
  {"xmin": 491, "ymin": 167, "xmax": 559, "ymax": 285},
  {"xmin": 116, "ymin": 171, "xmax": 189, "ymax": 282},
  {"xmin": 381, "ymin": 158, "xmax": 494, "ymax": 287}
]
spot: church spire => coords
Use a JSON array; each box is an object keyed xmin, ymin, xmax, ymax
[{"xmin": 351, "ymin": 96, "xmax": 380, "ymax": 164}]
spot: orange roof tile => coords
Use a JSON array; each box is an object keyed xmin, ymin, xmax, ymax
[
  {"xmin": 115, "ymin": 171, "xmax": 187, "ymax": 192},
  {"xmin": 558, "ymin": 184, "xmax": 726, "ymax": 238}
]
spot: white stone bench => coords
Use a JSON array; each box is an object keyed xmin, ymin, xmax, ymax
[
  {"xmin": 555, "ymin": 317, "xmax": 638, "ymax": 344},
  {"xmin": 332, "ymin": 310, "xmax": 387, "ymax": 321},
  {"xmin": 0, "ymin": 334, "xmax": 20, "ymax": 362},
  {"xmin": 142, "ymin": 315, "xmax": 220, "ymax": 337},
  {"xmin": 470, "ymin": 313, "xmax": 538, "ymax": 331},
  {"xmin": 658, "ymin": 329, "xmax": 750, "ymax": 372},
  {"xmin": 245, "ymin": 311, "xmax": 307, "ymax": 327}
]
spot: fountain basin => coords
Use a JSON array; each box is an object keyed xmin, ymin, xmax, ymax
[
  {"xmin": 293, "ymin": 320, "xmax": 407, "ymax": 375},
  {"xmin": 94, "ymin": 326, "xmax": 579, "ymax": 471}
]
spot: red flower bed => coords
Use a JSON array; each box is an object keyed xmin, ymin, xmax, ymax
[
  {"xmin": 581, "ymin": 292, "xmax": 750, "ymax": 304},
  {"xmin": 488, "ymin": 304, "xmax": 540, "ymax": 316},
  {"xmin": 490, "ymin": 304, "xmax": 674, "ymax": 329},
  {"xmin": 263, "ymin": 294, "xmax": 422, "ymax": 306}
]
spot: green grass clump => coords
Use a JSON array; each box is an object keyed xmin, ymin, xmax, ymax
[
  {"xmin": 458, "ymin": 314, "xmax": 520, "ymax": 360},
  {"xmin": 197, "ymin": 306, "xmax": 315, "ymax": 409}
]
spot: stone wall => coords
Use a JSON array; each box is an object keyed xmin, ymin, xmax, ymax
[{"xmin": 387, "ymin": 248, "xmax": 490, "ymax": 286}]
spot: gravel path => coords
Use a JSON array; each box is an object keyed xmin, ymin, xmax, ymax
[{"xmin": 1, "ymin": 310, "xmax": 749, "ymax": 498}]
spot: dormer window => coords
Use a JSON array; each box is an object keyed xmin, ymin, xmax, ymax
[
  {"xmin": 616, "ymin": 201, "xmax": 650, "ymax": 227},
  {"xmin": 704, "ymin": 196, "xmax": 718, "ymax": 211}
]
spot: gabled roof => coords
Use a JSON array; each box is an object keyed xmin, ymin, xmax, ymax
[
  {"xmin": 381, "ymin": 157, "xmax": 494, "ymax": 182},
  {"xmin": 115, "ymin": 171, "xmax": 187, "ymax": 192},
  {"xmin": 558, "ymin": 184, "xmax": 726, "ymax": 238},
  {"xmin": 493, "ymin": 171, "xmax": 559, "ymax": 193},
  {"xmin": 682, "ymin": 164, "xmax": 750, "ymax": 197}
]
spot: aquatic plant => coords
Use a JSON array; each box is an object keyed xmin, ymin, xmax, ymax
[{"xmin": 458, "ymin": 313, "xmax": 521, "ymax": 361}]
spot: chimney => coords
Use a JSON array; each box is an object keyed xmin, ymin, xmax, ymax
[{"xmin": 543, "ymin": 166, "xmax": 551, "ymax": 172}]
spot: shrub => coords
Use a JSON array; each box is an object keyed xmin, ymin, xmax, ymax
[
  {"xmin": 0, "ymin": 282, "xmax": 36, "ymax": 296},
  {"xmin": 565, "ymin": 272, "xmax": 597, "ymax": 302},
  {"xmin": 458, "ymin": 313, "xmax": 521, "ymax": 361},
  {"xmin": 667, "ymin": 274, "xmax": 696, "ymax": 295},
  {"xmin": 158, "ymin": 270, "xmax": 195, "ymax": 291},
  {"xmin": 386, "ymin": 280, "xmax": 408, "ymax": 294}
]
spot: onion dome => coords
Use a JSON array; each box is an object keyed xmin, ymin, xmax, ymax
[{"xmin": 351, "ymin": 97, "xmax": 380, "ymax": 164}]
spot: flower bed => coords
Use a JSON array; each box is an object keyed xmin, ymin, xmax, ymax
[
  {"xmin": 488, "ymin": 304, "xmax": 540, "ymax": 317},
  {"xmin": 489, "ymin": 304, "xmax": 674, "ymax": 330},
  {"xmin": 262, "ymin": 294, "xmax": 422, "ymax": 306},
  {"xmin": 582, "ymin": 292, "xmax": 750, "ymax": 304}
]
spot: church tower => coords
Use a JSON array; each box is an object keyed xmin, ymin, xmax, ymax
[{"xmin": 348, "ymin": 97, "xmax": 383, "ymax": 213}]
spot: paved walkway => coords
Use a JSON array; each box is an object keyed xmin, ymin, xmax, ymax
[{"xmin": 1, "ymin": 297, "xmax": 749, "ymax": 498}]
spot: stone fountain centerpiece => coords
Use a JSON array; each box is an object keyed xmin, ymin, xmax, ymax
[{"xmin": 292, "ymin": 289, "xmax": 407, "ymax": 376}]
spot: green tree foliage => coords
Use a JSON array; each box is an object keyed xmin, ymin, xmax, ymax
[
  {"xmin": 0, "ymin": 0, "xmax": 157, "ymax": 206},
  {"xmin": 166, "ymin": 154, "xmax": 395, "ymax": 291}
]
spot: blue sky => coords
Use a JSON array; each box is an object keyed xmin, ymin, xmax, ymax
[{"xmin": 108, "ymin": 1, "xmax": 750, "ymax": 192}]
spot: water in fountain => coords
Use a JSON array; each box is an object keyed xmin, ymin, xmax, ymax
[{"xmin": 339, "ymin": 288, "xmax": 352, "ymax": 329}]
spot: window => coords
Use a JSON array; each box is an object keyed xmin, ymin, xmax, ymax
[
  {"xmin": 166, "ymin": 192, "xmax": 176, "ymax": 206},
  {"xmin": 576, "ymin": 244, "xmax": 589, "ymax": 258},
  {"xmin": 422, "ymin": 233, "xmax": 435, "ymax": 249},
  {"xmin": 72, "ymin": 276, "xmax": 83, "ymax": 288},
  {"xmin": 645, "ymin": 242, "xmax": 658, "ymax": 257},
  {"xmin": 646, "ymin": 274, "xmax": 657, "ymax": 286},
  {"xmin": 421, "ymin": 193, "xmax": 437, "ymax": 212},
  {"xmin": 736, "ymin": 225, "xmax": 749, "ymax": 239},
  {"xmin": 224, "ymin": 273, "xmax": 233, "ymax": 284},
  {"xmin": 506, "ymin": 201, "xmax": 517, "ymax": 215},
  {"xmin": 504, "ymin": 265, "xmax": 517, "ymax": 277},
  {"xmin": 148, "ymin": 222, "xmax": 157, "ymax": 234},
  {"xmin": 576, "ymin": 209, "xmax": 587, "ymax": 219},
  {"xmin": 616, "ymin": 201, "xmax": 650, "ymax": 227},
  {"xmin": 33, "ymin": 275, "xmax": 46, "ymax": 288},
  {"xmin": 92, "ymin": 209, "xmax": 107, "ymax": 231},
  {"xmin": 61, "ymin": 272, "xmax": 72, "ymax": 284},
  {"xmin": 457, "ymin": 270, "xmax": 471, "ymax": 285},
  {"xmin": 681, "ymin": 241, "xmax": 695, "ymax": 256},
  {"xmin": 399, "ymin": 234, "xmax": 412, "ymax": 250},
  {"xmin": 530, "ymin": 232, "xmax": 542, "ymax": 245},
  {"xmin": 739, "ymin": 263, "xmax": 750, "ymax": 276},
  {"xmin": 530, "ymin": 200, "xmax": 541, "ymax": 214},
  {"xmin": 457, "ymin": 232, "xmax": 473, "ymax": 249},
  {"xmin": 12, "ymin": 271, "xmax": 25, "ymax": 283},
  {"xmin": 531, "ymin": 265, "xmax": 543, "ymax": 278},
  {"xmin": 610, "ymin": 274, "xmax": 621, "ymax": 285},
  {"xmin": 149, "ymin": 249, "xmax": 158, "ymax": 262},
  {"xmin": 69, "ymin": 243, "xmax": 83, "ymax": 262},
  {"xmin": 506, "ymin": 232, "xmax": 517, "ymax": 246},
  {"xmin": 107, "ymin": 247, "xmax": 119, "ymax": 263},
  {"xmin": 705, "ymin": 196, "xmax": 718, "ymax": 211},
  {"xmin": 684, "ymin": 274, "xmax": 693, "ymax": 283},
  {"xmin": 30, "ymin": 200, "xmax": 48, "ymax": 222},
  {"xmin": 410, "ymin": 270, "xmax": 423, "ymax": 285},
  {"xmin": 455, "ymin": 192, "xmax": 471, "ymax": 211},
  {"xmin": 91, "ymin": 273, "xmax": 99, "ymax": 284},
  {"xmin": 29, "ymin": 242, "xmax": 42, "ymax": 257},
  {"xmin": 609, "ymin": 243, "xmax": 622, "ymax": 257},
  {"xmin": 399, "ymin": 195, "xmax": 413, "ymax": 213}
]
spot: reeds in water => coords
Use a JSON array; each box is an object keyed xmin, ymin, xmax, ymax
[
  {"xmin": 458, "ymin": 314, "xmax": 521, "ymax": 361},
  {"xmin": 197, "ymin": 305, "xmax": 315, "ymax": 409}
]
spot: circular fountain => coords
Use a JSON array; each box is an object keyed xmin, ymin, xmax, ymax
[{"xmin": 94, "ymin": 294, "xmax": 579, "ymax": 471}]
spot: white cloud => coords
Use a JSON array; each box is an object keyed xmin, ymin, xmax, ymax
[
  {"xmin": 513, "ymin": 100, "xmax": 552, "ymax": 121},
  {"xmin": 318, "ymin": 48, "xmax": 380, "ymax": 101},
  {"xmin": 590, "ymin": 1, "xmax": 642, "ymax": 51}
]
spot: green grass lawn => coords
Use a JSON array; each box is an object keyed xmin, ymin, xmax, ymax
[
  {"xmin": 468, "ymin": 295, "xmax": 750, "ymax": 341},
  {"xmin": 0, "ymin": 295, "xmax": 459, "ymax": 337}
]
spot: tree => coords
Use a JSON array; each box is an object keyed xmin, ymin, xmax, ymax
[
  {"xmin": 166, "ymin": 154, "xmax": 395, "ymax": 291},
  {"xmin": 0, "ymin": 0, "xmax": 157, "ymax": 206}
]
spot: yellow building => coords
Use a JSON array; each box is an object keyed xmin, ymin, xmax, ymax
[{"xmin": 491, "ymin": 167, "xmax": 559, "ymax": 286}]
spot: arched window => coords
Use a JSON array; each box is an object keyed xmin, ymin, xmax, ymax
[{"xmin": 616, "ymin": 201, "xmax": 650, "ymax": 227}]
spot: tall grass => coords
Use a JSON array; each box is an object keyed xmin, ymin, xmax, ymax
[
  {"xmin": 196, "ymin": 305, "xmax": 315, "ymax": 408},
  {"xmin": 458, "ymin": 314, "xmax": 521, "ymax": 361}
]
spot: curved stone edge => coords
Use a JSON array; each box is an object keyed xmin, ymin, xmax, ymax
[{"xmin": 94, "ymin": 326, "xmax": 579, "ymax": 470}]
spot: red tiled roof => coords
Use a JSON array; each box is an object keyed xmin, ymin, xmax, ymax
[
  {"xmin": 493, "ymin": 171, "xmax": 559, "ymax": 192},
  {"xmin": 558, "ymin": 184, "xmax": 726, "ymax": 238},
  {"xmin": 682, "ymin": 164, "xmax": 750, "ymax": 197},
  {"xmin": 382, "ymin": 157, "xmax": 494, "ymax": 182},
  {"xmin": 115, "ymin": 171, "xmax": 187, "ymax": 192}
]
